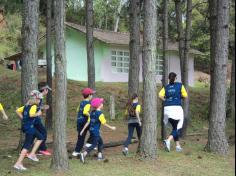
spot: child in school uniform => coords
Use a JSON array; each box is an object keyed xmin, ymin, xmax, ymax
[
  {"xmin": 79, "ymin": 98, "xmax": 116, "ymax": 163},
  {"xmin": 72, "ymin": 88, "xmax": 96, "ymax": 157},
  {"xmin": 0, "ymin": 103, "xmax": 8, "ymax": 120},
  {"xmin": 159, "ymin": 72, "xmax": 188, "ymax": 152},
  {"xmin": 122, "ymin": 93, "xmax": 142, "ymax": 156},
  {"xmin": 14, "ymin": 90, "xmax": 44, "ymax": 171},
  {"xmin": 33, "ymin": 82, "xmax": 52, "ymax": 156}
]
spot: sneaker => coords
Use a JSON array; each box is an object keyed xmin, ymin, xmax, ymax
[
  {"xmin": 163, "ymin": 140, "xmax": 171, "ymax": 152},
  {"xmin": 13, "ymin": 164, "xmax": 27, "ymax": 171},
  {"xmin": 27, "ymin": 155, "xmax": 39, "ymax": 162},
  {"xmin": 122, "ymin": 148, "xmax": 128, "ymax": 156},
  {"xmin": 80, "ymin": 153, "xmax": 85, "ymax": 164},
  {"xmin": 39, "ymin": 150, "xmax": 52, "ymax": 156},
  {"xmin": 97, "ymin": 152, "xmax": 104, "ymax": 161},
  {"xmin": 72, "ymin": 151, "xmax": 81, "ymax": 157},
  {"xmin": 176, "ymin": 146, "xmax": 183, "ymax": 152}
]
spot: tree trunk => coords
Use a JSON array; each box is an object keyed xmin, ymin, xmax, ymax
[
  {"xmin": 139, "ymin": 0, "xmax": 158, "ymax": 159},
  {"xmin": 51, "ymin": 0, "xmax": 69, "ymax": 170},
  {"xmin": 45, "ymin": 0, "xmax": 53, "ymax": 130},
  {"xmin": 174, "ymin": 0, "xmax": 184, "ymax": 82},
  {"xmin": 19, "ymin": 0, "xmax": 39, "ymax": 150},
  {"xmin": 206, "ymin": 0, "xmax": 229, "ymax": 155},
  {"xmin": 128, "ymin": 0, "xmax": 141, "ymax": 98},
  {"xmin": 114, "ymin": 0, "xmax": 123, "ymax": 32},
  {"xmin": 86, "ymin": 0, "xmax": 95, "ymax": 90},
  {"xmin": 229, "ymin": 41, "xmax": 235, "ymax": 120},
  {"xmin": 161, "ymin": 0, "xmax": 169, "ymax": 140},
  {"xmin": 181, "ymin": 0, "xmax": 192, "ymax": 137}
]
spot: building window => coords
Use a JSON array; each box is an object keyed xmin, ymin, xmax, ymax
[
  {"xmin": 111, "ymin": 50, "xmax": 130, "ymax": 73},
  {"xmin": 156, "ymin": 54, "xmax": 163, "ymax": 75}
]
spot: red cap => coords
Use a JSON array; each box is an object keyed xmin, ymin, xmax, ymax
[
  {"xmin": 91, "ymin": 98, "xmax": 104, "ymax": 108},
  {"xmin": 82, "ymin": 88, "xmax": 96, "ymax": 96}
]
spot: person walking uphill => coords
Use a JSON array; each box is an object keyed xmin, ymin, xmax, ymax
[
  {"xmin": 72, "ymin": 88, "xmax": 96, "ymax": 157},
  {"xmin": 122, "ymin": 93, "xmax": 142, "ymax": 156},
  {"xmin": 14, "ymin": 90, "xmax": 44, "ymax": 171},
  {"xmin": 159, "ymin": 72, "xmax": 188, "ymax": 152},
  {"xmin": 79, "ymin": 98, "xmax": 116, "ymax": 163},
  {"xmin": 33, "ymin": 82, "xmax": 52, "ymax": 156}
]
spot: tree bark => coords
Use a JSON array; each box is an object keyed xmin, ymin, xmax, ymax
[
  {"xmin": 86, "ymin": 0, "xmax": 95, "ymax": 90},
  {"xmin": 128, "ymin": 0, "xmax": 141, "ymax": 98},
  {"xmin": 51, "ymin": 0, "xmax": 69, "ymax": 170},
  {"xmin": 139, "ymin": 0, "xmax": 158, "ymax": 159},
  {"xmin": 161, "ymin": 0, "xmax": 169, "ymax": 140},
  {"xmin": 114, "ymin": 0, "xmax": 123, "ymax": 32},
  {"xmin": 174, "ymin": 0, "xmax": 185, "ymax": 82},
  {"xmin": 45, "ymin": 0, "xmax": 53, "ymax": 130},
  {"xmin": 19, "ymin": 0, "xmax": 39, "ymax": 150},
  {"xmin": 206, "ymin": 0, "xmax": 229, "ymax": 155},
  {"xmin": 229, "ymin": 41, "xmax": 235, "ymax": 120},
  {"xmin": 181, "ymin": 0, "xmax": 192, "ymax": 137}
]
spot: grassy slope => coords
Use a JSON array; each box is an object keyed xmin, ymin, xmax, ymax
[{"xmin": 0, "ymin": 65, "xmax": 234, "ymax": 176}]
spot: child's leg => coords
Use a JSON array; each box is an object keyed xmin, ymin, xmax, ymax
[
  {"xmin": 84, "ymin": 135, "xmax": 98, "ymax": 156},
  {"xmin": 75, "ymin": 125, "xmax": 88, "ymax": 152},
  {"xmin": 167, "ymin": 118, "xmax": 179, "ymax": 142},
  {"xmin": 135, "ymin": 123, "xmax": 142, "ymax": 140},
  {"xmin": 124, "ymin": 123, "xmax": 135, "ymax": 148},
  {"xmin": 97, "ymin": 136, "xmax": 104, "ymax": 159},
  {"xmin": 15, "ymin": 149, "xmax": 28, "ymax": 166},
  {"xmin": 29, "ymin": 130, "xmax": 44, "ymax": 156},
  {"xmin": 36, "ymin": 121, "xmax": 47, "ymax": 151}
]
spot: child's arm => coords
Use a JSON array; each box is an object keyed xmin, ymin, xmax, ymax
[
  {"xmin": 0, "ymin": 103, "xmax": 8, "ymax": 120},
  {"xmin": 80, "ymin": 120, "xmax": 90, "ymax": 136},
  {"xmin": 135, "ymin": 106, "xmax": 142, "ymax": 126},
  {"xmin": 103, "ymin": 123, "xmax": 116, "ymax": 131},
  {"xmin": 16, "ymin": 106, "xmax": 24, "ymax": 120}
]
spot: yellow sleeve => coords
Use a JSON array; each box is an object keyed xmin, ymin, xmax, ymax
[
  {"xmin": 125, "ymin": 109, "xmax": 128, "ymax": 116},
  {"xmin": 16, "ymin": 106, "xmax": 25, "ymax": 113},
  {"xmin": 29, "ymin": 105, "xmax": 37, "ymax": 117},
  {"xmin": 181, "ymin": 85, "xmax": 188, "ymax": 98},
  {"xmin": 159, "ymin": 88, "xmax": 166, "ymax": 97},
  {"xmin": 83, "ymin": 104, "xmax": 91, "ymax": 117},
  {"xmin": 87, "ymin": 116, "xmax": 90, "ymax": 123},
  {"xmin": 0, "ymin": 103, "xmax": 3, "ymax": 111},
  {"xmin": 136, "ymin": 105, "xmax": 141, "ymax": 113},
  {"xmin": 99, "ymin": 114, "xmax": 106, "ymax": 125}
]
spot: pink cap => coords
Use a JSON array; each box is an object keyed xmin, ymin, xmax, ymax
[
  {"xmin": 91, "ymin": 98, "xmax": 104, "ymax": 108},
  {"xmin": 82, "ymin": 88, "xmax": 96, "ymax": 96}
]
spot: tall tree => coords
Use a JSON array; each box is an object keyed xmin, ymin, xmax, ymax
[
  {"xmin": 51, "ymin": 0, "xmax": 69, "ymax": 170},
  {"xmin": 174, "ymin": 0, "xmax": 185, "ymax": 81},
  {"xmin": 18, "ymin": 0, "xmax": 39, "ymax": 149},
  {"xmin": 86, "ymin": 0, "xmax": 95, "ymax": 90},
  {"xmin": 206, "ymin": 0, "xmax": 229, "ymax": 155},
  {"xmin": 139, "ymin": 0, "xmax": 158, "ymax": 158},
  {"xmin": 229, "ymin": 40, "xmax": 235, "ymax": 120},
  {"xmin": 181, "ymin": 0, "xmax": 192, "ymax": 137},
  {"xmin": 161, "ymin": 0, "xmax": 169, "ymax": 140},
  {"xmin": 45, "ymin": 0, "xmax": 53, "ymax": 130},
  {"xmin": 128, "ymin": 0, "xmax": 141, "ymax": 98},
  {"xmin": 114, "ymin": 0, "xmax": 124, "ymax": 32}
]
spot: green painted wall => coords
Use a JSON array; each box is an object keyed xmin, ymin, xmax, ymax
[{"xmin": 65, "ymin": 27, "xmax": 109, "ymax": 81}]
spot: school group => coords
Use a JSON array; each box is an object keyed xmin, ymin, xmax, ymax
[{"xmin": 0, "ymin": 72, "xmax": 188, "ymax": 171}]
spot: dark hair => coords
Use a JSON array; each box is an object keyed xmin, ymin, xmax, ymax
[
  {"xmin": 38, "ymin": 82, "xmax": 47, "ymax": 92},
  {"xmin": 126, "ymin": 93, "xmax": 138, "ymax": 117},
  {"xmin": 168, "ymin": 72, "xmax": 177, "ymax": 85},
  {"xmin": 83, "ymin": 94, "xmax": 90, "ymax": 99}
]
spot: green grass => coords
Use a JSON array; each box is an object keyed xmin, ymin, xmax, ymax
[{"xmin": 0, "ymin": 65, "xmax": 235, "ymax": 176}]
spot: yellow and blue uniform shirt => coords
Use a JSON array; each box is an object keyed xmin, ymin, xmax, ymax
[
  {"xmin": 17, "ymin": 105, "xmax": 38, "ymax": 134},
  {"xmin": 77, "ymin": 100, "xmax": 91, "ymax": 124},
  {"xmin": 159, "ymin": 82, "xmax": 188, "ymax": 106},
  {"xmin": 89, "ymin": 110, "xmax": 106, "ymax": 136}
]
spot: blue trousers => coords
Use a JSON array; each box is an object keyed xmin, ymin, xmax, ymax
[
  {"xmin": 124, "ymin": 123, "xmax": 142, "ymax": 148},
  {"xmin": 34, "ymin": 121, "xmax": 47, "ymax": 151},
  {"xmin": 168, "ymin": 118, "xmax": 181, "ymax": 141},
  {"xmin": 75, "ymin": 122, "xmax": 89, "ymax": 152},
  {"xmin": 23, "ymin": 129, "xmax": 44, "ymax": 150},
  {"xmin": 86, "ymin": 134, "xmax": 103, "ymax": 153}
]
